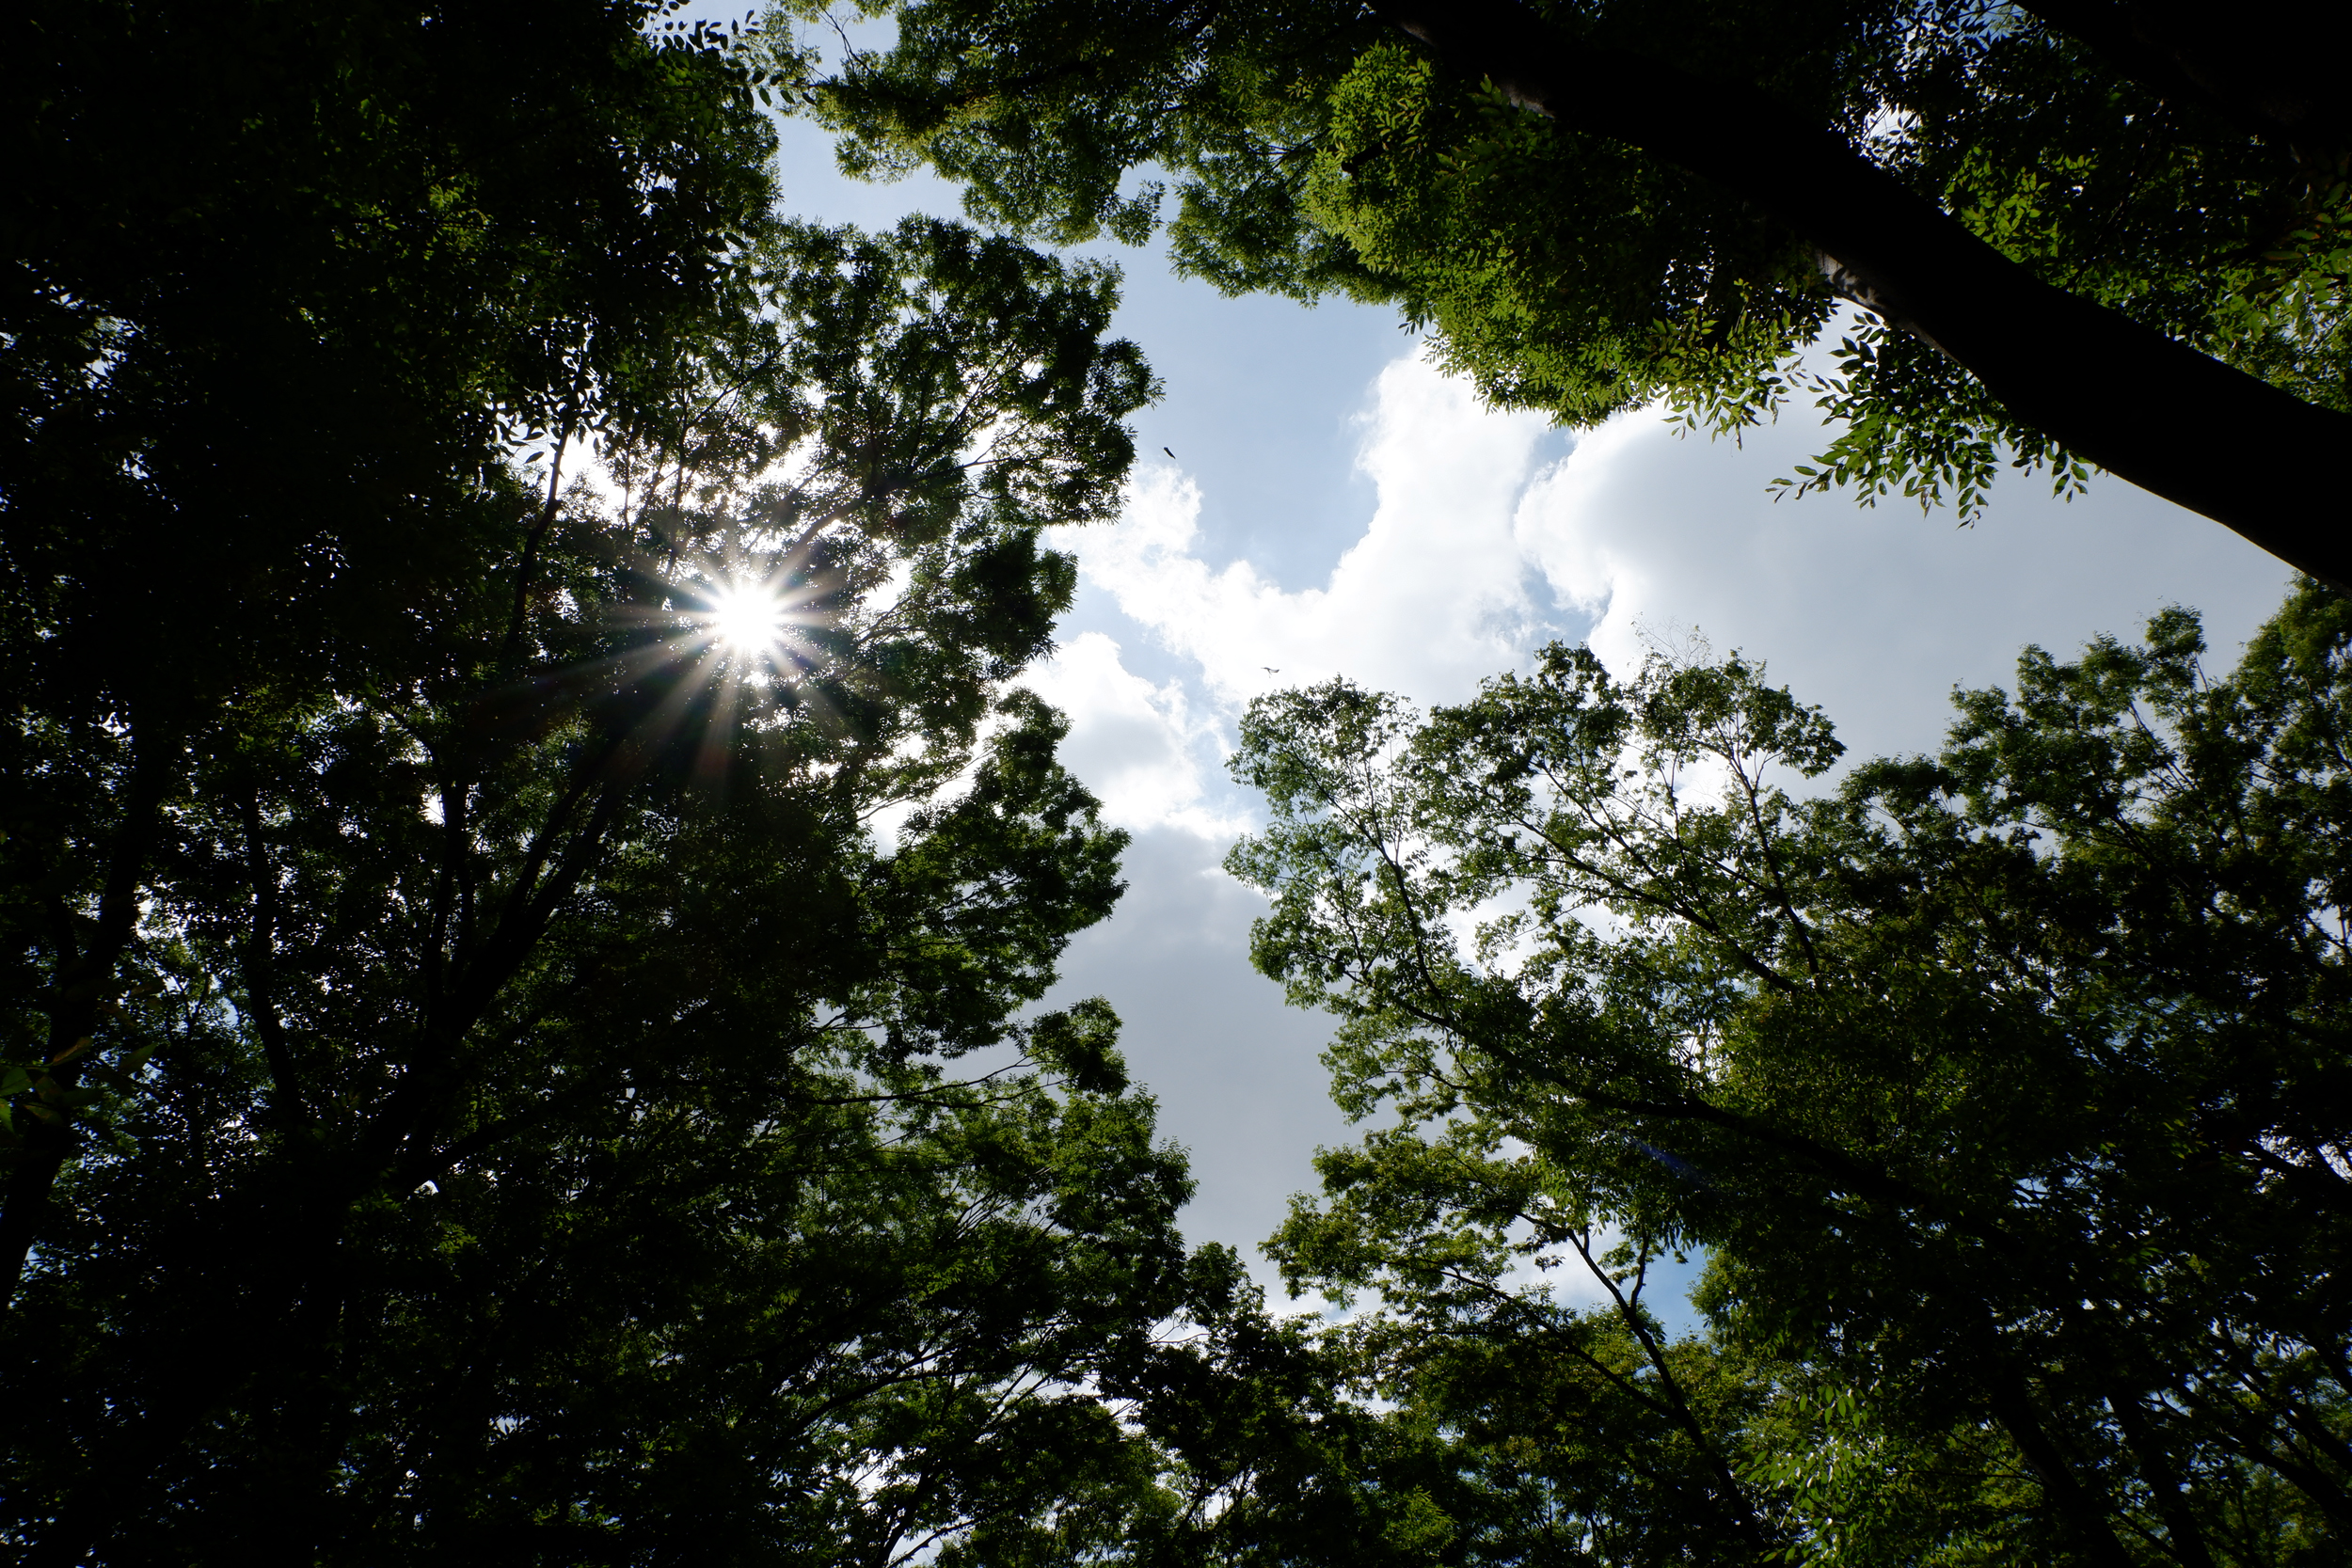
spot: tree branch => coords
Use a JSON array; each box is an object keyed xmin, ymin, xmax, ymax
[
  {"xmin": 1377, "ymin": 0, "xmax": 2352, "ymax": 587},
  {"xmin": 2011, "ymin": 0, "xmax": 2352, "ymax": 158},
  {"xmin": 1554, "ymin": 1222, "xmax": 1772, "ymax": 1559},
  {"xmin": 501, "ymin": 401, "xmax": 580, "ymax": 668},
  {"xmin": 1, "ymin": 729, "xmax": 177, "ymax": 1307},
  {"xmin": 237, "ymin": 780, "xmax": 310, "ymax": 1133}
]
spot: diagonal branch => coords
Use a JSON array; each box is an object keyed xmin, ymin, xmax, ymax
[
  {"xmin": 236, "ymin": 780, "xmax": 310, "ymax": 1133},
  {"xmin": 1, "ymin": 725, "xmax": 179, "ymax": 1307},
  {"xmin": 2011, "ymin": 0, "xmax": 2352, "ymax": 158},
  {"xmin": 1376, "ymin": 0, "xmax": 2352, "ymax": 587}
]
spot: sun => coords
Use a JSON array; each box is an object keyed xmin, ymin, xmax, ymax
[{"xmin": 706, "ymin": 580, "xmax": 786, "ymax": 657}]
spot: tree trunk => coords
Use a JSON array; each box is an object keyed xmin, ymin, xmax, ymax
[
  {"xmin": 1378, "ymin": 0, "xmax": 2352, "ymax": 590},
  {"xmin": 1, "ymin": 734, "xmax": 177, "ymax": 1308},
  {"xmin": 2013, "ymin": 0, "xmax": 2352, "ymax": 157}
]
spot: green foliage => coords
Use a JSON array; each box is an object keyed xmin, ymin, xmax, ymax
[
  {"xmin": 1305, "ymin": 40, "xmax": 1831, "ymax": 433},
  {"xmin": 1226, "ymin": 584, "xmax": 2352, "ymax": 1563},
  {"xmin": 799, "ymin": 0, "xmax": 2348, "ymax": 518},
  {"xmin": 7, "ymin": 0, "xmax": 784, "ymax": 720},
  {"xmin": 0, "ymin": 4, "xmax": 1226, "ymax": 1558}
]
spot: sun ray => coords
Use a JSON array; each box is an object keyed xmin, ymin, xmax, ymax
[
  {"xmin": 536, "ymin": 548, "xmax": 849, "ymax": 795},
  {"xmin": 707, "ymin": 579, "xmax": 788, "ymax": 657}
]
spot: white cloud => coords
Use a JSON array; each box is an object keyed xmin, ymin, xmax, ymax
[
  {"xmin": 1024, "ymin": 632, "xmax": 1238, "ymax": 836},
  {"xmin": 1053, "ymin": 355, "xmax": 1560, "ymax": 717},
  {"xmin": 1048, "ymin": 338, "xmax": 2302, "ymax": 851},
  {"xmin": 1025, "ymin": 337, "xmax": 2296, "ymax": 1295},
  {"xmin": 1041, "ymin": 825, "xmax": 1348, "ymax": 1279},
  {"xmin": 1511, "ymin": 396, "xmax": 2295, "ymax": 762},
  {"xmin": 1044, "ymin": 345, "xmax": 2296, "ymax": 849}
]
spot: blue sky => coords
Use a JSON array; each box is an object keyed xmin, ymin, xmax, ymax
[{"xmin": 728, "ymin": 16, "xmax": 2298, "ymax": 1317}]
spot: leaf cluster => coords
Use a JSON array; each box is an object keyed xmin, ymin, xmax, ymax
[
  {"xmin": 0, "ymin": 7, "xmax": 1222, "ymax": 1558},
  {"xmin": 1224, "ymin": 583, "xmax": 2352, "ymax": 1563},
  {"xmin": 800, "ymin": 0, "xmax": 2348, "ymax": 518}
]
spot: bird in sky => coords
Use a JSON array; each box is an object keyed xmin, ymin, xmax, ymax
[
  {"xmin": 1163, "ymin": 446, "xmax": 1177, "ymax": 461},
  {"xmin": 1263, "ymin": 666, "xmax": 1280, "ymax": 674}
]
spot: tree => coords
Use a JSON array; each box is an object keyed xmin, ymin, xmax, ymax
[
  {"xmin": 3, "ymin": 0, "xmax": 787, "ymax": 1291},
  {"xmin": 798, "ymin": 0, "xmax": 2352, "ymax": 584},
  {"xmin": 1, "ymin": 208, "xmax": 1200, "ymax": 1560},
  {"xmin": 1, "ymin": 3, "xmax": 1225, "ymax": 1554},
  {"xmin": 1272, "ymin": 1132, "xmax": 1792, "ymax": 1565},
  {"xmin": 1226, "ymin": 583, "xmax": 2352, "ymax": 1564}
]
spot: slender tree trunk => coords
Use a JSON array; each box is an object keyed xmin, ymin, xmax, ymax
[
  {"xmin": 1377, "ymin": 0, "xmax": 2352, "ymax": 589},
  {"xmin": 1978, "ymin": 1357, "xmax": 2139, "ymax": 1568},
  {"xmin": 1565, "ymin": 1227, "xmax": 1775, "ymax": 1560},
  {"xmin": 1, "ymin": 731, "xmax": 177, "ymax": 1307},
  {"xmin": 2106, "ymin": 1386, "xmax": 2220, "ymax": 1568}
]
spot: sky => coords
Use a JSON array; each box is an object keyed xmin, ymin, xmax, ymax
[{"xmin": 734, "ymin": 25, "xmax": 2300, "ymax": 1317}]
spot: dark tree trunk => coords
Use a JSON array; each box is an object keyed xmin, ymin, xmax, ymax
[
  {"xmin": 1378, "ymin": 0, "xmax": 2352, "ymax": 590},
  {"xmin": 2013, "ymin": 0, "xmax": 2352, "ymax": 157},
  {"xmin": 0, "ymin": 736, "xmax": 177, "ymax": 1307}
]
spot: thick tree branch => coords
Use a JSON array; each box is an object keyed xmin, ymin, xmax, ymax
[
  {"xmin": 2105, "ymin": 1385, "xmax": 2220, "ymax": 1568},
  {"xmin": 2012, "ymin": 0, "xmax": 2352, "ymax": 158},
  {"xmin": 1378, "ymin": 0, "xmax": 2352, "ymax": 588},
  {"xmin": 1977, "ymin": 1357, "xmax": 2139, "ymax": 1565},
  {"xmin": 501, "ymin": 402, "xmax": 580, "ymax": 668},
  {"xmin": 359, "ymin": 764, "xmax": 631, "ymax": 1176}
]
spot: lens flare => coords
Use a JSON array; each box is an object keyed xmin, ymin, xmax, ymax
[{"xmin": 707, "ymin": 580, "xmax": 785, "ymax": 657}]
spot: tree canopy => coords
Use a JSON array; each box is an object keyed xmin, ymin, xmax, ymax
[
  {"xmin": 13, "ymin": 3, "xmax": 2352, "ymax": 1563},
  {"xmin": 800, "ymin": 0, "xmax": 2352, "ymax": 583},
  {"xmin": 1224, "ymin": 581, "xmax": 2352, "ymax": 1564},
  {"xmin": 0, "ymin": 4, "xmax": 1256, "ymax": 1560}
]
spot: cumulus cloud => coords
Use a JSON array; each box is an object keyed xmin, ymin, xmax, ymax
[
  {"xmin": 1041, "ymin": 826, "xmax": 1349, "ymax": 1279},
  {"xmin": 1511, "ymin": 392, "xmax": 2294, "ymax": 762},
  {"xmin": 1023, "ymin": 632, "xmax": 1237, "ymax": 836},
  {"xmin": 1043, "ymin": 342, "xmax": 2297, "ymax": 857},
  {"xmin": 1028, "ymin": 339, "xmax": 2294, "ymax": 1297},
  {"xmin": 1048, "ymin": 341, "xmax": 2296, "ymax": 853},
  {"xmin": 1053, "ymin": 355, "xmax": 1561, "ymax": 719}
]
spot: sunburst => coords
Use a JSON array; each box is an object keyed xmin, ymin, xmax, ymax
[{"xmin": 705, "ymin": 578, "xmax": 789, "ymax": 657}]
